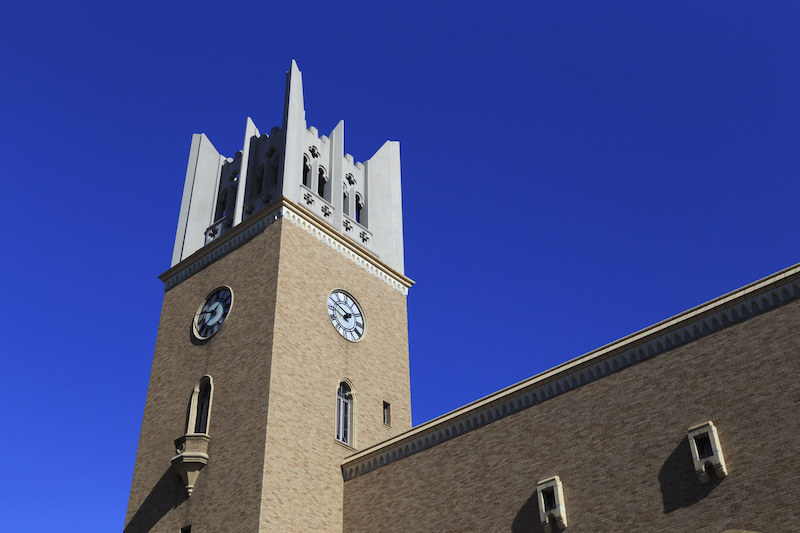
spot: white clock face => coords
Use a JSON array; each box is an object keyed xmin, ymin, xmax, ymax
[{"xmin": 328, "ymin": 291, "xmax": 365, "ymax": 341}]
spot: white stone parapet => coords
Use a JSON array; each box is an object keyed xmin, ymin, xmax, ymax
[{"xmin": 162, "ymin": 198, "xmax": 413, "ymax": 295}]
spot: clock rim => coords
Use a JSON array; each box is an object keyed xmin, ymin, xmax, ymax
[
  {"xmin": 193, "ymin": 285, "xmax": 235, "ymax": 340},
  {"xmin": 327, "ymin": 289, "xmax": 366, "ymax": 342}
]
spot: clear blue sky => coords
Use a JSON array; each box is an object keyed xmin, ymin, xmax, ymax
[{"xmin": 2, "ymin": 1, "xmax": 799, "ymax": 530}]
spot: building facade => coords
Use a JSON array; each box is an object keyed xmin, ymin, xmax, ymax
[
  {"xmin": 126, "ymin": 63, "xmax": 798, "ymax": 532},
  {"xmin": 342, "ymin": 265, "xmax": 800, "ymax": 532}
]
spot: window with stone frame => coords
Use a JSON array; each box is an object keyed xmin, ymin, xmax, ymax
[
  {"xmin": 186, "ymin": 376, "xmax": 213, "ymax": 435},
  {"xmin": 336, "ymin": 382, "xmax": 353, "ymax": 445}
]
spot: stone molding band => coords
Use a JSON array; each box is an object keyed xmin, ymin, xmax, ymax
[
  {"xmin": 161, "ymin": 198, "xmax": 413, "ymax": 294},
  {"xmin": 341, "ymin": 264, "xmax": 800, "ymax": 482}
]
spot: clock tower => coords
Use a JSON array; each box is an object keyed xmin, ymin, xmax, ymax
[{"xmin": 125, "ymin": 61, "xmax": 413, "ymax": 532}]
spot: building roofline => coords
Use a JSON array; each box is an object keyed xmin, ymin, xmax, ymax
[{"xmin": 342, "ymin": 261, "xmax": 800, "ymax": 480}]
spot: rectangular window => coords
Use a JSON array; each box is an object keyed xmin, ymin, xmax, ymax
[
  {"xmin": 687, "ymin": 420, "xmax": 728, "ymax": 483},
  {"xmin": 694, "ymin": 434, "xmax": 713, "ymax": 459},
  {"xmin": 383, "ymin": 401, "xmax": 391, "ymax": 426},
  {"xmin": 542, "ymin": 488, "xmax": 556, "ymax": 511},
  {"xmin": 180, "ymin": 526, "xmax": 191, "ymax": 533},
  {"xmin": 536, "ymin": 476, "xmax": 567, "ymax": 529}
]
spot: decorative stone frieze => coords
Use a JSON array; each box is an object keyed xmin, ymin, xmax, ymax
[
  {"xmin": 280, "ymin": 203, "xmax": 409, "ymax": 294},
  {"xmin": 162, "ymin": 199, "xmax": 412, "ymax": 295}
]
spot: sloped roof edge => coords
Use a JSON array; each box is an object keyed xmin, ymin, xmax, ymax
[{"xmin": 342, "ymin": 261, "xmax": 800, "ymax": 481}]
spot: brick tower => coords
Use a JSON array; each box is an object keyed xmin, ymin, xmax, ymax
[{"xmin": 125, "ymin": 61, "xmax": 413, "ymax": 532}]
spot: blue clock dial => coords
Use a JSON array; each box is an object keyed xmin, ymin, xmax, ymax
[{"xmin": 194, "ymin": 287, "xmax": 233, "ymax": 339}]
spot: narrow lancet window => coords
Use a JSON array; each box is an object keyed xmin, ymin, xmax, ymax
[
  {"xmin": 355, "ymin": 194, "xmax": 364, "ymax": 224},
  {"xmin": 336, "ymin": 382, "xmax": 353, "ymax": 445},
  {"xmin": 254, "ymin": 165, "xmax": 264, "ymax": 197},
  {"xmin": 173, "ymin": 376, "xmax": 214, "ymax": 496},
  {"xmin": 194, "ymin": 378, "xmax": 211, "ymax": 433},
  {"xmin": 303, "ymin": 156, "xmax": 311, "ymax": 187},
  {"xmin": 186, "ymin": 376, "xmax": 213, "ymax": 435},
  {"xmin": 214, "ymin": 189, "xmax": 228, "ymax": 222},
  {"xmin": 268, "ymin": 157, "xmax": 279, "ymax": 189},
  {"xmin": 318, "ymin": 168, "xmax": 328, "ymax": 200}
]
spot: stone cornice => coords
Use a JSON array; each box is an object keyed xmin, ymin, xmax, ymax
[
  {"xmin": 341, "ymin": 263, "xmax": 800, "ymax": 481},
  {"xmin": 160, "ymin": 197, "xmax": 414, "ymax": 293},
  {"xmin": 281, "ymin": 198, "xmax": 414, "ymax": 294}
]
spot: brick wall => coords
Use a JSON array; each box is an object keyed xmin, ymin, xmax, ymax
[
  {"xmin": 126, "ymin": 216, "xmax": 412, "ymax": 532},
  {"xmin": 257, "ymin": 219, "xmax": 411, "ymax": 531},
  {"xmin": 126, "ymin": 216, "xmax": 283, "ymax": 532},
  {"xmin": 342, "ymin": 298, "xmax": 800, "ymax": 532}
]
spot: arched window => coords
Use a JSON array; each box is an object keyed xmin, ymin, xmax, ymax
[
  {"xmin": 214, "ymin": 189, "xmax": 228, "ymax": 222},
  {"xmin": 268, "ymin": 156, "xmax": 279, "ymax": 188},
  {"xmin": 185, "ymin": 376, "xmax": 213, "ymax": 435},
  {"xmin": 336, "ymin": 382, "xmax": 353, "ymax": 445},
  {"xmin": 355, "ymin": 194, "xmax": 364, "ymax": 224},
  {"xmin": 318, "ymin": 167, "xmax": 328, "ymax": 200},
  {"xmin": 343, "ymin": 189, "xmax": 350, "ymax": 216},
  {"xmin": 303, "ymin": 156, "xmax": 311, "ymax": 188},
  {"xmin": 254, "ymin": 165, "xmax": 264, "ymax": 197}
]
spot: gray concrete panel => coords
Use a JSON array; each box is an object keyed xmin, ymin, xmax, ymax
[
  {"xmin": 234, "ymin": 117, "xmax": 259, "ymax": 225},
  {"xmin": 365, "ymin": 141, "xmax": 403, "ymax": 273},
  {"xmin": 172, "ymin": 134, "xmax": 223, "ymax": 266},
  {"xmin": 281, "ymin": 60, "xmax": 305, "ymax": 205}
]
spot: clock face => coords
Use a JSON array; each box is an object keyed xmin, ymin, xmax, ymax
[
  {"xmin": 193, "ymin": 286, "xmax": 233, "ymax": 340},
  {"xmin": 328, "ymin": 290, "xmax": 365, "ymax": 341}
]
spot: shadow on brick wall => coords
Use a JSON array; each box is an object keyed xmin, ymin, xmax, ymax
[
  {"xmin": 125, "ymin": 467, "xmax": 188, "ymax": 532},
  {"xmin": 512, "ymin": 491, "xmax": 564, "ymax": 533},
  {"xmin": 659, "ymin": 436, "xmax": 724, "ymax": 513},
  {"xmin": 512, "ymin": 491, "xmax": 540, "ymax": 532}
]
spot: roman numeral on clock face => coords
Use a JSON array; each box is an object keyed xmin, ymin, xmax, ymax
[{"xmin": 328, "ymin": 290, "xmax": 365, "ymax": 341}]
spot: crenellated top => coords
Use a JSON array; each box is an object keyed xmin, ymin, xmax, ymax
[{"xmin": 171, "ymin": 61, "xmax": 405, "ymax": 273}]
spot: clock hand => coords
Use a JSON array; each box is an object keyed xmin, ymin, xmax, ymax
[{"xmin": 334, "ymin": 304, "xmax": 352, "ymax": 321}]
